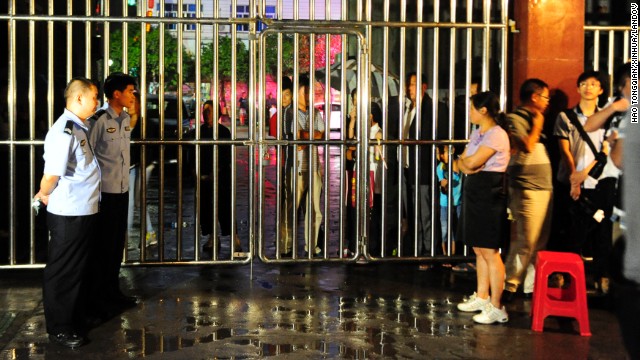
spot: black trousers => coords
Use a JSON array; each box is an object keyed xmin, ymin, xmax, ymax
[
  {"xmin": 200, "ymin": 179, "xmax": 232, "ymax": 237},
  {"xmin": 88, "ymin": 192, "xmax": 128, "ymax": 306},
  {"xmin": 573, "ymin": 178, "xmax": 617, "ymax": 279},
  {"xmin": 43, "ymin": 212, "xmax": 97, "ymax": 334}
]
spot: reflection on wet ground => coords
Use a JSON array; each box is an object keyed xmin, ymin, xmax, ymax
[{"xmin": 0, "ymin": 262, "xmax": 629, "ymax": 359}]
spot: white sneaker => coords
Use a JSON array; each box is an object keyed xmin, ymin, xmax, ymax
[
  {"xmin": 472, "ymin": 303, "xmax": 509, "ymax": 324},
  {"xmin": 457, "ymin": 292, "xmax": 490, "ymax": 312}
]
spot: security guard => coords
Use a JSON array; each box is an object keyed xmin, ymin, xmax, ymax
[
  {"xmin": 35, "ymin": 77, "xmax": 100, "ymax": 349},
  {"xmin": 87, "ymin": 72, "xmax": 138, "ymax": 317}
]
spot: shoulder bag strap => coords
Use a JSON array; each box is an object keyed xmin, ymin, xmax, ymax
[{"xmin": 562, "ymin": 109, "xmax": 599, "ymax": 157}]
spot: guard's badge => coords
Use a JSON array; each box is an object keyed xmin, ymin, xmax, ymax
[
  {"xmin": 125, "ymin": 126, "xmax": 131, "ymax": 131},
  {"xmin": 80, "ymin": 139, "xmax": 86, "ymax": 146},
  {"xmin": 107, "ymin": 127, "xmax": 116, "ymax": 133}
]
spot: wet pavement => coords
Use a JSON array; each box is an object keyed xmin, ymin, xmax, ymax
[
  {"xmin": 0, "ymin": 262, "xmax": 630, "ymax": 359},
  {"xmin": 0, "ymin": 125, "xmax": 632, "ymax": 359}
]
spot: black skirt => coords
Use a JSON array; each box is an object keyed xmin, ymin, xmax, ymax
[{"xmin": 459, "ymin": 171, "xmax": 508, "ymax": 249}]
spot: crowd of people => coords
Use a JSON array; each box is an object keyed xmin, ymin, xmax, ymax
[
  {"xmin": 266, "ymin": 63, "xmax": 634, "ymax": 333},
  {"xmin": 32, "ymin": 61, "xmax": 636, "ymax": 355}
]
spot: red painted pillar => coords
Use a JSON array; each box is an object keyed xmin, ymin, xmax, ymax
[{"xmin": 512, "ymin": 0, "xmax": 585, "ymax": 109}]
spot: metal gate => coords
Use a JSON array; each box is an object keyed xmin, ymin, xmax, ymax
[{"xmin": 0, "ymin": 0, "xmax": 513, "ymax": 268}]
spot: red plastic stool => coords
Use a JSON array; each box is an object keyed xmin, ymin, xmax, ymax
[{"xmin": 531, "ymin": 251, "xmax": 591, "ymax": 336}]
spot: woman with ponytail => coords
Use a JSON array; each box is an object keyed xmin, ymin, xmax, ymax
[{"xmin": 455, "ymin": 91, "xmax": 511, "ymax": 324}]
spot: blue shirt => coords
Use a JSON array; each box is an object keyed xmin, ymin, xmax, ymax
[
  {"xmin": 43, "ymin": 109, "xmax": 101, "ymax": 216},
  {"xmin": 436, "ymin": 162, "xmax": 461, "ymax": 207},
  {"xmin": 88, "ymin": 104, "xmax": 131, "ymax": 193}
]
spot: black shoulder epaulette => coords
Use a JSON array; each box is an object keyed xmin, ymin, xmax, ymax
[
  {"xmin": 64, "ymin": 120, "xmax": 74, "ymax": 135},
  {"xmin": 89, "ymin": 108, "xmax": 107, "ymax": 122}
]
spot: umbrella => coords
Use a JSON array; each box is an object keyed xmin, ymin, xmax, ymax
[{"xmin": 315, "ymin": 59, "xmax": 400, "ymax": 100}]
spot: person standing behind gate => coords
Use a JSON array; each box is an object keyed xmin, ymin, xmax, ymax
[
  {"xmin": 87, "ymin": 72, "xmax": 138, "ymax": 318},
  {"xmin": 397, "ymin": 72, "xmax": 448, "ymax": 257},
  {"xmin": 277, "ymin": 76, "xmax": 296, "ymax": 257},
  {"xmin": 456, "ymin": 91, "xmax": 510, "ymax": 324},
  {"xmin": 128, "ymin": 91, "xmax": 158, "ymax": 246},
  {"xmin": 502, "ymin": 79, "xmax": 553, "ymax": 302},
  {"xmin": 197, "ymin": 100, "xmax": 242, "ymax": 256},
  {"xmin": 34, "ymin": 77, "xmax": 100, "ymax": 348},
  {"xmin": 281, "ymin": 75, "xmax": 325, "ymax": 257}
]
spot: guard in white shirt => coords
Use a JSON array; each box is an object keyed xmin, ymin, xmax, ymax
[{"xmin": 34, "ymin": 77, "xmax": 100, "ymax": 349}]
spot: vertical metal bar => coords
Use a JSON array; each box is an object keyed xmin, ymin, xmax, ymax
[
  {"xmin": 226, "ymin": 0, "xmax": 238, "ymax": 261},
  {"xmin": 307, "ymin": 1, "xmax": 316, "ymax": 258},
  {"xmin": 482, "ymin": 0, "xmax": 490, "ymax": 92},
  {"xmin": 428, "ymin": 0, "xmax": 438, "ymax": 258},
  {"xmin": 624, "ymin": 30, "xmax": 630, "ymax": 68},
  {"xmin": 445, "ymin": 0, "xmax": 457, "ymax": 257},
  {"xmin": 321, "ymin": 2, "xmax": 332, "ymax": 259},
  {"xmin": 121, "ymin": 0, "xmax": 128, "ymax": 263},
  {"xmin": 123, "ymin": 0, "xmax": 128, "ymax": 76},
  {"xmin": 8, "ymin": 0, "xmax": 16, "ymax": 265},
  {"xmin": 211, "ymin": 1, "xmax": 220, "ymax": 260},
  {"xmin": 158, "ymin": 0, "xmax": 166, "ymax": 263},
  {"xmin": 360, "ymin": 0, "xmax": 372, "ymax": 258},
  {"xmin": 500, "ymin": 0, "xmax": 509, "ymax": 109},
  {"xmin": 140, "ymin": 3, "xmax": 149, "ymax": 261},
  {"xmin": 291, "ymin": 0, "xmax": 300, "ymax": 259},
  {"xmin": 414, "ymin": 0, "xmax": 424, "ymax": 257},
  {"xmin": 380, "ymin": 0, "xmax": 390, "ymax": 258},
  {"xmin": 176, "ymin": 0, "xmax": 184, "ymax": 261},
  {"xmin": 274, "ymin": 1, "xmax": 284, "ymax": 258},
  {"xmin": 247, "ymin": 0, "xmax": 257, "ymax": 260},
  {"xmin": 85, "ymin": 0, "xmax": 92, "ymax": 78},
  {"xmin": 194, "ymin": 0, "xmax": 202, "ymax": 260},
  {"xmin": 397, "ymin": 0, "xmax": 406, "ymax": 257},
  {"xmin": 257, "ymin": 12, "xmax": 267, "ymax": 261},
  {"xmin": 593, "ymin": 29, "xmax": 600, "ymax": 71},
  {"xmin": 338, "ymin": 0, "xmax": 348, "ymax": 257},
  {"xmin": 47, "ymin": 0, "xmax": 54, "ymax": 128},
  {"xmin": 29, "ymin": 0, "xmax": 36, "ymax": 264},
  {"xmin": 140, "ymin": 3, "xmax": 149, "ymax": 262},
  {"xmin": 608, "ymin": 30, "xmax": 615, "ymax": 98},
  {"xmin": 462, "ymin": 0, "xmax": 473, "ymax": 258},
  {"xmin": 66, "ymin": 1, "xmax": 73, "ymax": 79},
  {"xmin": 103, "ymin": 0, "xmax": 110, "ymax": 79}
]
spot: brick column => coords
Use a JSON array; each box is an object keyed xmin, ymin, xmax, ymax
[{"xmin": 512, "ymin": 0, "xmax": 585, "ymax": 109}]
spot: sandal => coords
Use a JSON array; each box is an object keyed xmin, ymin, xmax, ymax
[{"xmin": 452, "ymin": 262, "xmax": 476, "ymax": 273}]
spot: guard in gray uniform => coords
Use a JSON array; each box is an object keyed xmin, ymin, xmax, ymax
[
  {"xmin": 34, "ymin": 77, "xmax": 100, "ymax": 349},
  {"xmin": 87, "ymin": 72, "xmax": 138, "ymax": 317}
]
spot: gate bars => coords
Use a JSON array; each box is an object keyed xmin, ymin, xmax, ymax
[{"xmin": 0, "ymin": 0, "xmax": 516, "ymax": 267}]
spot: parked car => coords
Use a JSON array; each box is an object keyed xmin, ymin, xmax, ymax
[
  {"xmin": 146, "ymin": 94, "xmax": 195, "ymax": 139},
  {"xmin": 315, "ymin": 103, "xmax": 342, "ymax": 131},
  {"xmin": 145, "ymin": 94, "xmax": 196, "ymax": 164}
]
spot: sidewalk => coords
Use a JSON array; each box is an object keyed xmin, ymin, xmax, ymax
[{"xmin": 0, "ymin": 262, "xmax": 629, "ymax": 359}]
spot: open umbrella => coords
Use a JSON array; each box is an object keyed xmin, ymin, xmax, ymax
[{"xmin": 315, "ymin": 59, "xmax": 400, "ymax": 100}]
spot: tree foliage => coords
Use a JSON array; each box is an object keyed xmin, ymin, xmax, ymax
[
  {"xmin": 201, "ymin": 37, "xmax": 250, "ymax": 83},
  {"xmin": 109, "ymin": 23, "xmax": 195, "ymax": 90}
]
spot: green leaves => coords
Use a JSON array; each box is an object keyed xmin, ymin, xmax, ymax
[{"xmin": 109, "ymin": 23, "xmax": 195, "ymax": 91}]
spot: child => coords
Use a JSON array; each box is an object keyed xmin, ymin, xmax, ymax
[{"xmin": 436, "ymin": 145, "xmax": 461, "ymax": 256}]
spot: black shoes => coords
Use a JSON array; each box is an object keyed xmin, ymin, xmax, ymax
[
  {"xmin": 49, "ymin": 332, "xmax": 85, "ymax": 349},
  {"xmin": 115, "ymin": 295, "xmax": 138, "ymax": 310}
]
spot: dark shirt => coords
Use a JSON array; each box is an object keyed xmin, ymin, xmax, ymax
[
  {"xmin": 281, "ymin": 105, "xmax": 295, "ymax": 171},
  {"xmin": 200, "ymin": 123, "xmax": 232, "ymax": 186},
  {"xmin": 387, "ymin": 95, "xmax": 449, "ymax": 185}
]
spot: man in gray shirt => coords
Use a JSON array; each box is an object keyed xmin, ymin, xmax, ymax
[{"xmin": 87, "ymin": 72, "xmax": 138, "ymax": 319}]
